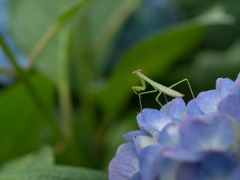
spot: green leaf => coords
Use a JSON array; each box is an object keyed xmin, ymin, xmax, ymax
[
  {"xmin": 95, "ymin": 6, "xmax": 234, "ymax": 118},
  {"xmin": 0, "ymin": 145, "xmax": 54, "ymax": 172},
  {"xmin": 8, "ymin": 0, "xmax": 90, "ymax": 83},
  {"xmin": 0, "ymin": 166, "xmax": 108, "ymax": 180},
  {"xmin": 0, "ymin": 74, "xmax": 54, "ymax": 164}
]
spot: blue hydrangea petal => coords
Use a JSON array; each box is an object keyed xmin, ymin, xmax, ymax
[
  {"xmin": 236, "ymin": 72, "xmax": 240, "ymax": 82},
  {"xmin": 227, "ymin": 74, "xmax": 240, "ymax": 96},
  {"xmin": 137, "ymin": 108, "xmax": 172, "ymax": 132},
  {"xmin": 160, "ymin": 101, "xmax": 172, "ymax": 112},
  {"xmin": 185, "ymin": 99, "xmax": 203, "ymax": 118},
  {"xmin": 231, "ymin": 81, "xmax": 240, "ymax": 96},
  {"xmin": 197, "ymin": 90, "xmax": 220, "ymax": 114},
  {"xmin": 158, "ymin": 157, "xmax": 177, "ymax": 180},
  {"xmin": 177, "ymin": 163, "xmax": 204, "ymax": 180},
  {"xmin": 109, "ymin": 151, "xmax": 140, "ymax": 180},
  {"xmin": 122, "ymin": 131, "xmax": 145, "ymax": 142},
  {"xmin": 116, "ymin": 142, "xmax": 135, "ymax": 155},
  {"xmin": 133, "ymin": 137, "xmax": 141, "ymax": 155},
  {"xmin": 163, "ymin": 146, "xmax": 204, "ymax": 162},
  {"xmin": 218, "ymin": 94, "xmax": 240, "ymax": 122},
  {"xmin": 177, "ymin": 152, "xmax": 240, "ymax": 180},
  {"xmin": 168, "ymin": 98, "xmax": 186, "ymax": 119},
  {"xmin": 136, "ymin": 136, "xmax": 154, "ymax": 149},
  {"xmin": 172, "ymin": 117, "xmax": 181, "ymax": 125},
  {"xmin": 128, "ymin": 172, "xmax": 141, "ymax": 180},
  {"xmin": 180, "ymin": 114, "xmax": 233, "ymax": 152},
  {"xmin": 200, "ymin": 111, "xmax": 219, "ymax": 123},
  {"xmin": 216, "ymin": 78, "xmax": 235, "ymax": 99},
  {"xmin": 139, "ymin": 124, "xmax": 159, "ymax": 135},
  {"xmin": 158, "ymin": 124, "xmax": 180, "ymax": 147},
  {"xmin": 139, "ymin": 144, "xmax": 164, "ymax": 180}
]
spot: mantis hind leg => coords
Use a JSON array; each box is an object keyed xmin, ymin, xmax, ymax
[
  {"xmin": 168, "ymin": 78, "xmax": 195, "ymax": 99},
  {"xmin": 163, "ymin": 93, "xmax": 168, "ymax": 103},
  {"xmin": 155, "ymin": 91, "xmax": 164, "ymax": 107}
]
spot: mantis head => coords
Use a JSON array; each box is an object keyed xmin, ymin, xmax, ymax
[{"xmin": 132, "ymin": 69, "xmax": 142, "ymax": 75}]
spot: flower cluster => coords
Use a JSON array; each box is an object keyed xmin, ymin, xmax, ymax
[{"xmin": 109, "ymin": 73, "xmax": 240, "ymax": 180}]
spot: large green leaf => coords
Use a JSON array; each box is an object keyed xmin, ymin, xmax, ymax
[
  {"xmin": 8, "ymin": 0, "xmax": 90, "ymax": 83},
  {"xmin": 0, "ymin": 74, "xmax": 54, "ymax": 164},
  {"xmin": 0, "ymin": 166, "xmax": 108, "ymax": 180},
  {"xmin": 0, "ymin": 145, "xmax": 54, "ymax": 172},
  {"xmin": 95, "ymin": 6, "xmax": 235, "ymax": 117}
]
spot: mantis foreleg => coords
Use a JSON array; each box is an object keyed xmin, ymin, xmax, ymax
[
  {"xmin": 138, "ymin": 88, "xmax": 158, "ymax": 111},
  {"xmin": 132, "ymin": 77, "xmax": 147, "ymax": 111},
  {"xmin": 132, "ymin": 78, "xmax": 159, "ymax": 111}
]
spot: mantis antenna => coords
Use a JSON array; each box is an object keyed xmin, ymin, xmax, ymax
[{"xmin": 137, "ymin": 51, "xmax": 148, "ymax": 70}]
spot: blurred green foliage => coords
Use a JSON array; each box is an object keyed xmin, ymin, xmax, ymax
[
  {"xmin": 0, "ymin": 0, "xmax": 239, "ymax": 179},
  {"xmin": 0, "ymin": 145, "xmax": 107, "ymax": 180}
]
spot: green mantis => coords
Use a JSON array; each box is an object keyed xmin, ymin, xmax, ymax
[{"xmin": 132, "ymin": 69, "xmax": 195, "ymax": 111}]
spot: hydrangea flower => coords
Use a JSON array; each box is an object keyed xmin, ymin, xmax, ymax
[{"xmin": 109, "ymin": 72, "xmax": 240, "ymax": 180}]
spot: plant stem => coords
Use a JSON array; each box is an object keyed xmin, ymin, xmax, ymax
[
  {"xmin": 26, "ymin": 0, "xmax": 91, "ymax": 71},
  {"xmin": 57, "ymin": 17, "xmax": 72, "ymax": 141},
  {"xmin": 0, "ymin": 32, "xmax": 22, "ymax": 74},
  {"xmin": 0, "ymin": 67, "xmax": 17, "ymax": 77}
]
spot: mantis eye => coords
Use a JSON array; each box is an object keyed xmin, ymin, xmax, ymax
[{"xmin": 139, "ymin": 69, "xmax": 142, "ymax": 72}]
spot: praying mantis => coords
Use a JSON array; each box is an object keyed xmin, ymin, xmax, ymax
[{"xmin": 132, "ymin": 69, "xmax": 195, "ymax": 111}]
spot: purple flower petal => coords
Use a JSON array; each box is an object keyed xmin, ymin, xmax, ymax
[
  {"xmin": 128, "ymin": 172, "xmax": 141, "ymax": 180},
  {"xmin": 197, "ymin": 90, "xmax": 220, "ymax": 114},
  {"xmin": 139, "ymin": 124, "xmax": 158, "ymax": 135},
  {"xmin": 216, "ymin": 78, "xmax": 234, "ymax": 99},
  {"xmin": 122, "ymin": 131, "xmax": 145, "ymax": 142},
  {"xmin": 158, "ymin": 157, "xmax": 177, "ymax": 180},
  {"xmin": 139, "ymin": 144, "xmax": 164, "ymax": 180},
  {"xmin": 158, "ymin": 124, "xmax": 180, "ymax": 147},
  {"xmin": 236, "ymin": 72, "xmax": 240, "ymax": 82},
  {"xmin": 109, "ymin": 151, "xmax": 140, "ymax": 180},
  {"xmin": 137, "ymin": 108, "xmax": 172, "ymax": 132},
  {"xmin": 185, "ymin": 99, "xmax": 203, "ymax": 118},
  {"xmin": 160, "ymin": 101, "xmax": 172, "ymax": 112},
  {"xmin": 172, "ymin": 117, "xmax": 181, "ymax": 125},
  {"xmin": 136, "ymin": 136, "xmax": 154, "ymax": 149},
  {"xmin": 116, "ymin": 142, "xmax": 135, "ymax": 155},
  {"xmin": 133, "ymin": 137, "xmax": 141, "ymax": 155},
  {"xmin": 230, "ymin": 80, "xmax": 240, "ymax": 96},
  {"xmin": 163, "ymin": 146, "xmax": 204, "ymax": 162},
  {"xmin": 168, "ymin": 98, "xmax": 186, "ymax": 119},
  {"xmin": 218, "ymin": 94, "xmax": 240, "ymax": 122},
  {"xmin": 177, "ymin": 152, "xmax": 240, "ymax": 180},
  {"xmin": 180, "ymin": 114, "xmax": 233, "ymax": 152}
]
